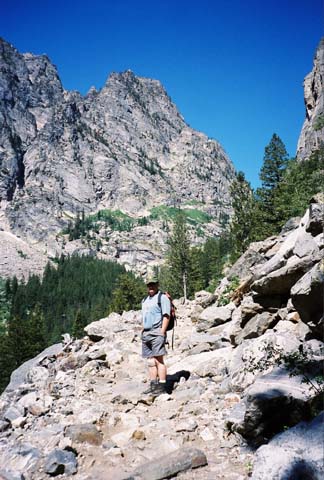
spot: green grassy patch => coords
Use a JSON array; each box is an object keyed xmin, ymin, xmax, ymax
[{"xmin": 150, "ymin": 206, "xmax": 212, "ymax": 225}]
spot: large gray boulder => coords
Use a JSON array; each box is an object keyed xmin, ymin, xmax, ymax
[
  {"xmin": 305, "ymin": 195, "xmax": 324, "ymax": 236},
  {"xmin": 228, "ymin": 366, "xmax": 322, "ymax": 445},
  {"xmin": 5, "ymin": 343, "xmax": 62, "ymax": 393},
  {"xmin": 229, "ymin": 331, "xmax": 301, "ymax": 391},
  {"xmin": 234, "ymin": 312, "xmax": 278, "ymax": 344},
  {"xmin": 251, "ymin": 412, "xmax": 324, "ymax": 480},
  {"xmin": 228, "ymin": 238, "xmax": 277, "ymax": 280},
  {"xmin": 196, "ymin": 303, "xmax": 234, "ymax": 332},
  {"xmin": 125, "ymin": 447, "xmax": 207, "ymax": 480},
  {"xmin": 251, "ymin": 255, "xmax": 317, "ymax": 295},
  {"xmin": 291, "ymin": 261, "xmax": 324, "ymax": 339}
]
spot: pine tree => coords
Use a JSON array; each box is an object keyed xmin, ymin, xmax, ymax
[
  {"xmin": 274, "ymin": 147, "xmax": 324, "ymax": 221},
  {"xmin": 166, "ymin": 210, "xmax": 191, "ymax": 299},
  {"xmin": 189, "ymin": 247, "xmax": 205, "ymax": 293},
  {"xmin": 108, "ymin": 273, "xmax": 146, "ymax": 314},
  {"xmin": 72, "ymin": 309, "xmax": 87, "ymax": 339},
  {"xmin": 229, "ymin": 171, "xmax": 256, "ymax": 261},
  {"xmin": 26, "ymin": 304, "xmax": 47, "ymax": 358},
  {"xmin": 255, "ymin": 134, "xmax": 289, "ymax": 238}
]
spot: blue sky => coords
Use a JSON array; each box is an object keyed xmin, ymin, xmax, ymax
[{"xmin": 1, "ymin": 0, "xmax": 323, "ymax": 187}]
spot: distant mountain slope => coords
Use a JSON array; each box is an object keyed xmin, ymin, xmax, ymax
[{"xmin": 0, "ymin": 37, "xmax": 235, "ymax": 277}]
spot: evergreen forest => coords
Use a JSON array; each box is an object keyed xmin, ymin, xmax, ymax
[{"xmin": 0, "ymin": 256, "xmax": 146, "ymax": 392}]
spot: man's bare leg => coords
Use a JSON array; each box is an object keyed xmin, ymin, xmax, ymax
[
  {"xmin": 155, "ymin": 355, "xmax": 167, "ymax": 382},
  {"xmin": 147, "ymin": 357, "xmax": 158, "ymax": 381}
]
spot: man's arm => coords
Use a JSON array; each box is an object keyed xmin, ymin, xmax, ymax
[
  {"xmin": 161, "ymin": 314, "xmax": 170, "ymax": 335},
  {"xmin": 160, "ymin": 294, "xmax": 171, "ymax": 335}
]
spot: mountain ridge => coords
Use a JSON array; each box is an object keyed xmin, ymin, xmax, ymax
[{"xmin": 0, "ymin": 37, "xmax": 234, "ymax": 278}]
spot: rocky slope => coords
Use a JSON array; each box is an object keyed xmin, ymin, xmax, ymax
[
  {"xmin": 297, "ymin": 37, "xmax": 324, "ymax": 160},
  {"xmin": 0, "ymin": 197, "xmax": 322, "ymax": 480},
  {"xmin": 0, "ymin": 37, "xmax": 235, "ymax": 278}
]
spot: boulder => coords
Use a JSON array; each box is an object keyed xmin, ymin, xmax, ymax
[
  {"xmin": 84, "ymin": 312, "xmax": 123, "ymax": 341},
  {"xmin": 306, "ymin": 201, "xmax": 324, "ymax": 236},
  {"xmin": 251, "ymin": 255, "xmax": 317, "ymax": 295},
  {"xmin": 279, "ymin": 216, "xmax": 301, "ymax": 234},
  {"xmin": 126, "ymin": 447, "xmax": 207, "ymax": 480},
  {"xmin": 3, "ymin": 405, "xmax": 25, "ymax": 423},
  {"xmin": 229, "ymin": 331, "xmax": 300, "ymax": 391},
  {"xmin": 291, "ymin": 261, "xmax": 324, "ymax": 338},
  {"xmin": 169, "ymin": 347, "xmax": 233, "ymax": 379},
  {"xmin": 293, "ymin": 231, "xmax": 320, "ymax": 258},
  {"xmin": 251, "ymin": 413, "xmax": 324, "ymax": 480},
  {"xmin": 240, "ymin": 296, "xmax": 263, "ymax": 327},
  {"xmin": 234, "ymin": 312, "xmax": 278, "ymax": 344},
  {"xmin": 194, "ymin": 290, "xmax": 217, "ymax": 308},
  {"xmin": 190, "ymin": 304, "xmax": 204, "ymax": 323},
  {"xmin": 197, "ymin": 303, "xmax": 234, "ymax": 331},
  {"xmin": 228, "ymin": 367, "xmax": 322, "ymax": 445},
  {"xmin": 252, "ymin": 226, "xmax": 302, "ymax": 280},
  {"xmin": 228, "ymin": 238, "xmax": 277, "ymax": 280},
  {"xmin": 5, "ymin": 344, "xmax": 62, "ymax": 392}
]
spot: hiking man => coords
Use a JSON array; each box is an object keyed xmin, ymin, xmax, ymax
[{"xmin": 141, "ymin": 275, "xmax": 170, "ymax": 395}]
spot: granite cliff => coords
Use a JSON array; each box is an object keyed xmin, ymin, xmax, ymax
[
  {"xmin": 297, "ymin": 37, "xmax": 324, "ymax": 160},
  {"xmin": 0, "ymin": 37, "xmax": 235, "ymax": 278}
]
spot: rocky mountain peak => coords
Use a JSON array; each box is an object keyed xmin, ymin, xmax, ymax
[{"xmin": 0, "ymin": 38, "xmax": 235, "ymax": 278}]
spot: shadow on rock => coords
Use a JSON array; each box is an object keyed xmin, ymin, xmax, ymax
[{"xmin": 166, "ymin": 370, "xmax": 191, "ymax": 394}]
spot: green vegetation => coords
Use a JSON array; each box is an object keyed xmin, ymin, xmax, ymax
[
  {"xmin": 63, "ymin": 205, "xmax": 214, "ymax": 243},
  {"xmin": 228, "ymin": 138, "xmax": 323, "ymax": 263},
  {"xmin": 0, "ymin": 278, "xmax": 11, "ymax": 334},
  {"xmin": 217, "ymin": 276, "xmax": 240, "ymax": 306},
  {"xmin": 149, "ymin": 205, "xmax": 212, "ymax": 226},
  {"xmin": 0, "ymin": 256, "xmax": 145, "ymax": 392},
  {"xmin": 63, "ymin": 209, "xmax": 136, "ymax": 240},
  {"xmin": 159, "ymin": 212, "xmax": 232, "ymax": 299},
  {"xmin": 253, "ymin": 133, "xmax": 289, "ymax": 239},
  {"xmin": 314, "ymin": 114, "xmax": 324, "ymax": 131}
]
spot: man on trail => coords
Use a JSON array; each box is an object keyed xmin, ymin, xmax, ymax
[{"xmin": 141, "ymin": 275, "xmax": 171, "ymax": 395}]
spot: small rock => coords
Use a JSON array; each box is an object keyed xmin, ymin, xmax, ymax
[
  {"xmin": 65, "ymin": 423, "xmax": 103, "ymax": 445},
  {"xmin": 44, "ymin": 448, "xmax": 77, "ymax": 476},
  {"xmin": 176, "ymin": 419, "xmax": 198, "ymax": 432},
  {"xmin": 132, "ymin": 430, "xmax": 146, "ymax": 440},
  {"xmin": 199, "ymin": 427, "xmax": 215, "ymax": 441},
  {"xmin": 0, "ymin": 420, "xmax": 10, "ymax": 432},
  {"xmin": 11, "ymin": 416, "xmax": 27, "ymax": 429},
  {"xmin": 0, "ymin": 470, "xmax": 25, "ymax": 480},
  {"xmin": 4, "ymin": 405, "xmax": 25, "ymax": 423}
]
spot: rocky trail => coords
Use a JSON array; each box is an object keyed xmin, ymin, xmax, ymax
[{"xmin": 0, "ymin": 197, "xmax": 323, "ymax": 480}]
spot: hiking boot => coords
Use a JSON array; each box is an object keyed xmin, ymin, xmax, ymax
[
  {"xmin": 143, "ymin": 380, "xmax": 159, "ymax": 394},
  {"xmin": 151, "ymin": 382, "xmax": 167, "ymax": 396}
]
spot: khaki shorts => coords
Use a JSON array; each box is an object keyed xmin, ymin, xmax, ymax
[{"xmin": 142, "ymin": 328, "xmax": 167, "ymax": 358}]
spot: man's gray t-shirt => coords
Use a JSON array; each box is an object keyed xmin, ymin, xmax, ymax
[{"xmin": 142, "ymin": 292, "xmax": 171, "ymax": 330}]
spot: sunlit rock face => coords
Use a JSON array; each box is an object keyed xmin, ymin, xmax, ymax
[
  {"xmin": 297, "ymin": 38, "xmax": 324, "ymax": 161},
  {"xmin": 0, "ymin": 37, "xmax": 235, "ymax": 277}
]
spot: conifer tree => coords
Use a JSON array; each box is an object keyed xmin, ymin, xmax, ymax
[
  {"xmin": 229, "ymin": 171, "xmax": 255, "ymax": 261},
  {"xmin": 274, "ymin": 147, "xmax": 324, "ymax": 221},
  {"xmin": 108, "ymin": 273, "xmax": 146, "ymax": 314},
  {"xmin": 26, "ymin": 304, "xmax": 47, "ymax": 358},
  {"xmin": 72, "ymin": 309, "xmax": 87, "ymax": 339},
  {"xmin": 255, "ymin": 134, "xmax": 289, "ymax": 238},
  {"xmin": 166, "ymin": 211, "xmax": 191, "ymax": 299}
]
